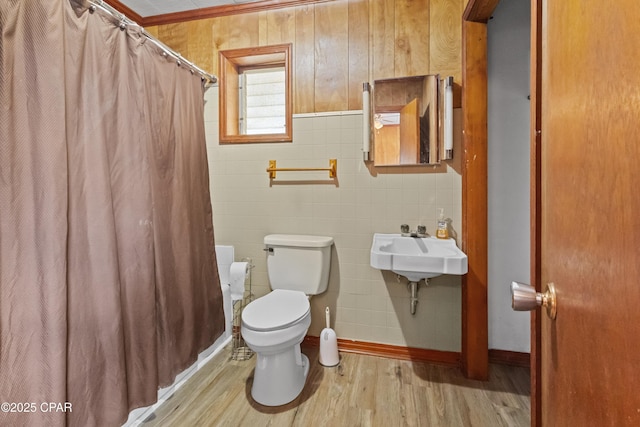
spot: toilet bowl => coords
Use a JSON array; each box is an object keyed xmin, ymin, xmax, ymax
[
  {"xmin": 241, "ymin": 289, "xmax": 311, "ymax": 406},
  {"xmin": 240, "ymin": 234, "xmax": 333, "ymax": 407}
]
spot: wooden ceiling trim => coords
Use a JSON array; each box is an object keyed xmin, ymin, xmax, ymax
[
  {"xmin": 463, "ymin": 0, "xmax": 500, "ymax": 23},
  {"xmin": 106, "ymin": 0, "xmax": 336, "ymax": 27},
  {"xmin": 103, "ymin": 0, "xmax": 143, "ymax": 24}
]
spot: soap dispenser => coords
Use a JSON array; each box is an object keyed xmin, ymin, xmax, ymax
[{"xmin": 436, "ymin": 208, "xmax": 449, "ymax": 239}]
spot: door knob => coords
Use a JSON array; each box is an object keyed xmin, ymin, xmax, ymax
[{"xmin": 510, "ymin": 281, "xmax": 557, "ymax": 320}]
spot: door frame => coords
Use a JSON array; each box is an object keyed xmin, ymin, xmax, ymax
[
  {"xmin": 462, "ymin": 0, "xmax": 542, "ymax": 424},
  {"xmin": 529, "ymin": 0, "xmax": 542, "ymax": 425},
  {"xmin": 460, "ymin": 0, "xmax": 500, "ymax": 381}
]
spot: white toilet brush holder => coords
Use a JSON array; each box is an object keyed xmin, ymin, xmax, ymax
[{"xmin": 319, "ymin": 307, "xmax": 340, "ymax": 367}]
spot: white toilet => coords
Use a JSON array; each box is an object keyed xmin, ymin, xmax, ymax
[{"xmin": 241, "ymin": 234, "xmax": 333, "ymax": 406}]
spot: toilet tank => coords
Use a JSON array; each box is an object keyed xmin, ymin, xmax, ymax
[{"xmin": 264, "ymin": 234, "xmax": 333, "ymax": 295}]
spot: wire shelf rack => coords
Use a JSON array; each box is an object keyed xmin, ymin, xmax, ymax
[{"xmin": 231, "ymin": 257, "xmax": 254, "ymax": 361}]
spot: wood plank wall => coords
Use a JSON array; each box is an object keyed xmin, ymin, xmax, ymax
[{"xmin": 146, "ymin": 0, "xmax": 463, "ymax": 114}]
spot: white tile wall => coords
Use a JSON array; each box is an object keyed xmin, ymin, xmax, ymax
[{"xmin": 204, "ymin": 87, "xmax": 463, "ymax": 352}]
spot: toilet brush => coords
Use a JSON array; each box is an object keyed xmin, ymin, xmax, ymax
[{"xmin": 319, "ymin": 307, "xmax": 340, "ymax": 367}]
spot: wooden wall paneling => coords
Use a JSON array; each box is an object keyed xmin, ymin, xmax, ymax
[
  {"xmin": 149, "ymin": 0, "xmax": 460, "ymax": 114},
  {"xmin": 461, "ymin": 18, "xmax": 489, "ymax": 380},
  {"xmin": 226, "ymin": 13, "xmax": 261, "ymax": 49},
  {"xmin": 212, "ymin": 13, "xmax": 261, "ymax": 96},
  {"xmin": 430, "ymin": 0, "xmax": 463, "ymax": 84},
  {"xmin": 294, "ymin": 5, "xmax": 315, "ymax": 113},
  {"xmin": 146, "ymin": 26, "xmax": 159, "ymax": 38},
  {"xmin": 370, "ymin": 0, "xmax": 396, "ymax": 80},
  {"xmin": 157, "ymin": 23, "xmax": 189, "ymax": 56},
  {"xmin": 211, "ymin": 17, "xmax": 229, "ymax": 74},
  {"xmin": 186, "ymin": 19, "xmax": 215, "ymax": 75},
  {"xmin": 258, "ymin": 12, "xmax": 269, "ymax": 46},
  {"xmin": 394, "ymin": 0, "xmax": 430, "ymax": 77},
  {"xmin": 266, "ymin": 8, "xmax": 296, "ymax": 45},
  {"xmin": 314, "ymin": 1, "xmax": 349, "ymax": 112},
  {"xmin": 347, "ymin": 0, "xmax": 369, "ymax": 110}
]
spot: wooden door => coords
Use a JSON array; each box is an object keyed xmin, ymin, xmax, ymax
[{"xmin": 536, "ymin": 0, "xmax": 640, "ymax": 424}]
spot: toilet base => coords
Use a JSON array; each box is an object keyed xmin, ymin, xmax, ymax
[{"xmin": 250, "ymin": 344, "xmax": 310, "ymax": 406}]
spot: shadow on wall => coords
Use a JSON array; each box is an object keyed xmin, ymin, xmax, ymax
[
  {"xmin": 382, "ymin": 270, "xmax": 462, "ymax": 354},
  {"xmin": 308, "ymin": 244, "xmax": 341, "ymax": 335}
]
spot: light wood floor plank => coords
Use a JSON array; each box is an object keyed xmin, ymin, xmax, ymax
[{"xmin": 141, "ymin": 344, "xmax": 530, "ymax": 426}]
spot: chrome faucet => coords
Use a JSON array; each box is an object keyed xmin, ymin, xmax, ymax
[{"xmin": 400, "ymin": 224, "xmax": 428, "ymax": 238}]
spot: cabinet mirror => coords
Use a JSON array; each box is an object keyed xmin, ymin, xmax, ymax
[{"xmin": 372, "ymin": 75, "xmax": 440, "ymax": 166}]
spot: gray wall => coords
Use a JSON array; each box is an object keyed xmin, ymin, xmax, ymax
[{"xmin": 487, "ymin": 0, "xmax": 531, "ymax": 352}]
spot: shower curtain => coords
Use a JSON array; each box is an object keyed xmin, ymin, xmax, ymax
[{"xmin": 0, "ymin": 1, "xmax": 224, "ymax": 426}]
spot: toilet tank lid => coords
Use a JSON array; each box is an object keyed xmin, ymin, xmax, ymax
[{"xmin": 264, "ymin": 234, "xmax": 334, "ymax": 248}]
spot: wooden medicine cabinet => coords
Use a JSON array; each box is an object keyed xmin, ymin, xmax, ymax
[{"xmin": 372, "ymin": 75, "xmax": 441, "ymax": 166}]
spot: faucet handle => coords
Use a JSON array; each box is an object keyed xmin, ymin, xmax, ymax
[
  {"xmin": 416, "ymin": 225, "xmax": 427, "ymax": 237},
  {"xmin": 400, "ymin": 224, "xmax": 410, "ymax": 235}
]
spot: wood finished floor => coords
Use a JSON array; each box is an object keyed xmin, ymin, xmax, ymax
[{"xmin": 141, "ymin": 344, "xmax": 530, "ymax": 427}]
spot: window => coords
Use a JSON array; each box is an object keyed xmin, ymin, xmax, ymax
[
  {"xmin": 218, "ymin": 44, "xmax": 292, "ymax": 144},
  {"xmin": 241, "ymin": 68, "xmax": 286, "ymax": 135}
]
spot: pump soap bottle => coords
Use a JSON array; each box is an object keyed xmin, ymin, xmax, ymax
[{"xmin": 436, "ymin": 208, "xmax": 449, "ymax": 239}]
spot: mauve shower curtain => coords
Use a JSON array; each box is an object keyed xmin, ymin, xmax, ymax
[{"xmin": 0, "ymin": 1, "xmax": 224, "ymax": 426}]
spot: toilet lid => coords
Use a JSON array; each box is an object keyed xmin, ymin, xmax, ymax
[{"xmin": 242, "ymin": 289, "xmax": 310, "ymax": 332}]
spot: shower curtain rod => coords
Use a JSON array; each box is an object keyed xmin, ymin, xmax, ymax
[{"xmin": 86, "ymin": 0, "xmax": 217, "ymax": 86}]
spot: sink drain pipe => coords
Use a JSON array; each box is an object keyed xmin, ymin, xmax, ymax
[
  {"xmin": 397, "ymin": 275, "xmax": 429, "ymax": 315},
  {"xmin": 409, "ymin": 281, "xmax": 419, "ymax": 314},
  {"xmin": 407, "ymin": 279, "xmax": 429, "ymax": 315}
]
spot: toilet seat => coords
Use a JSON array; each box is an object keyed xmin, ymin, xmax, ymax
[{"xmin": 242, "ymin": 289, "xmax": 310, "ymax": 332}]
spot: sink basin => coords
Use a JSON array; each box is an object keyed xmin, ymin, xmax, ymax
[{"xmin": 370, "ymin": 233, "xmax": 468, "ymax": 281}]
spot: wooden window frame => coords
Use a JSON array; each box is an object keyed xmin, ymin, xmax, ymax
[{"xmin": 218, "ymin": 44, "xmax": 292, "ymax": 144}]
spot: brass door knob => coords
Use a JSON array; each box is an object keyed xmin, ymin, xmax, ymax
[{"xmin": 510, "ymin": 281, "xmax": 557, "ymax": 320}]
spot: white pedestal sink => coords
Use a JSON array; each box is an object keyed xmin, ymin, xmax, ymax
[{"xmin": 370, "ymin": 233, "xmax": 468, "ymax": 314}]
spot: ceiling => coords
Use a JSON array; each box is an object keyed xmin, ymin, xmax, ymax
[{"xmin": 118, "ymin": 0, "xmax": 255, "ymax": 18}]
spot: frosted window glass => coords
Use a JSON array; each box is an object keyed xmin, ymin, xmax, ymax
[{"xmin": 242, "ymin": 68, "xmax": 286, "ymax": 135}]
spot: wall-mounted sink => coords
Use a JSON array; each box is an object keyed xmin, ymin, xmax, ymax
[{"xmin": 370, "ymin": 233, "xmax": 468, "ymax": 282}]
